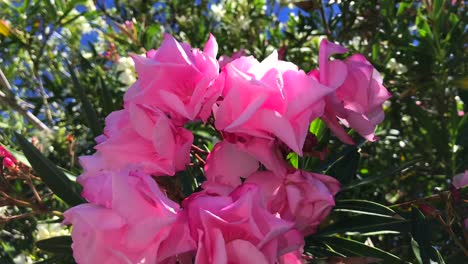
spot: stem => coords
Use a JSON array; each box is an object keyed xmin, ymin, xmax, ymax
[
  {"xmin": 192, "ymin": 152, "xmax": 206, "ymax": 165},
  {"xmin": 191, "ymin": 144, "xmax": 208, "ymax": 154},
  {"xmin": 436, "ymin": 214, "xmax": 468, "ymax": 256},
  {"xmin": 319, "ymin": 1, "xmax": 332, "ymax": 39},
  {"xmin": 0, "ymin": 69, "xmax": 52, "ymax": 133}
]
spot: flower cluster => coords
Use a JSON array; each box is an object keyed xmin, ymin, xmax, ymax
[{"xmin": 64, "ymin": 34, "xmax": 390, "ymax": 263}]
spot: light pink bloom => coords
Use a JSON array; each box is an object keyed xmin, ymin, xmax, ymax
[
  {"xmin": 213, "ymin": 52, "xmax": 332, "ymax": 155},
  {"xmin": 125, "ymin": 33, "xmax": 220, "ymax": 124},
  {"xmin": 218, "ymin": 49, "xmax": 247, "ymax": 68},
  {"xmin": 202, "ymin": 137, "xmax": 290, "ymax": 195},
  {"xmin": 310, "ymin": 39, "xmax": 392, "ymax": 144},
  {"xmin": 453, "ymin": 170, "xmax": 468, "ymax": 189},
  {"xmin": 94, "ymin": 103, "xmax": 193, "ymax": 176},
  {"xmin": 183, "ymin": 184, "xmax": 303, "ymax": 264},
  {"xmin": 204, "ymin": 140, "xmax": 259, "ymax": 188},
  {"xmin": 247, "ymin": 170, "xmax": 340, "ymax": 235},
  {"xmin": 64, "ymin": 171, "xmax": 195, "ymax": 264}
]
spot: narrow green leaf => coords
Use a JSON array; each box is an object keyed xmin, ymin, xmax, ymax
[
  {"xmin": 334, "ymin": 199, "xmax": 396, "ymax": 217},
  {"xmin": 65, "ymin": 61, "xmax": 102, "ymax": 138},
  {"xmin": 98, "ymin": 76, "xmax": 115, "ymax": 115},
  {"xmin": 15, "ymin": 133, "xmax": 85, "ymax": 206},
  {"xmin": 341, "ymin": 158, "xmax": 422, "ymax": 191},
  {"xmin": 320, "ymin": 236, "xmax": 402, "ymax": 263},
  {"xmin": 325, "ymin": 148, "xmax": 360, "ymax": 185},
  {"xmin": 432, "ymin": 247, "xmax": 445, "ymax": 264},
  {"xmin": 36, "ymin": 236, "xmax": 72, "ymax": 254},
  {"xmin": 411, "ymin": 207, "xmax": 431, "ymax": 264},
  {"xmin": 316, "ymin": 214, "xmax": 409, "ymax": 236}
]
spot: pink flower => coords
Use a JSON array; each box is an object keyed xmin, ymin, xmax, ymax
[
  {"xmin": 204, "ymin": 140, "xmax": 259, "ymax": 189},
  {"xmin": 213, "ymin": 52, "xmax": 332, "ymax": 155},
  {"xmin": 247, "ymin": 170, "xmax": 340, "ymax": 235},
  {"xmin": 125, "ymin": 33, "xmax": 220, "ymax": 124},
  {"xmin": 202, "ymin": 137, "xmax": 289, "ymax": 195},
  {"xmin": 94, "ymin": 103, "xmax": 193, "ymax": 176},
  {"xmin": 2, "ymin": 156, "xmax": 16, "ymax": 169},
  {"xmin": 218, "ymin": 49, "xmax": 247, "ymax": 68},
  {"xmin": 1, "ymin": 145, "xmax": 17, "ymax": 166},
  {"xmin": 310, "ymin": 39, "xmax": 391, "ymax": 144},
  {"xmin": 64, "ymin": 171, "xmax": 195, "ymax": 264},
  {"xmin": 183, "ymin": 184, "xmax": 303, "ymax": 264},
  {"xmin": 279, "ymin": 249, "xmax": 305, "ymax": 264},
  {"xmin": 453, "ymin": 170, "xmax": 468, "ymax": 189}
]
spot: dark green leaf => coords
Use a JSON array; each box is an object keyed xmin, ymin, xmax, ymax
[
  {"xmin": 341, "ymin": 158, "xmax": 422, "ymax": 191},
  {"xmin": 319, "ymin": 236, "xmax": 402, "ymax": 263},
  {"xmin": 98, "ymin": 76, "xmax": 115, "ymax": 115},
  {"xmin": 36, "ymin": 236, "xmax": 72, "ymax": 254},
  {"xmin": 411, "ymin": 207, "xmax": 431, "ymax": 264},
  {"xmin": 316, "ymin": 214, "xmax": 409, "ymax": 236},
  {"xmin": 334, "ymin": 199, "xmax": 396, "ymax": 217},
  {"xmin": 325, "ymin": 148, "xmax": 360, "ymax": 185},
  {"xmin": 65, "ymin": 61, "xmax": 102, "ymax": 137},
  {"xmin": 15, "ymin": 133, "xmax": 85, "ymax": 206}
]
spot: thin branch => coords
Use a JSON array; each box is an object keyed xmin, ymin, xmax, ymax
[
  {"xmin": 0, "ymin": 69, "xmax": 52, "ymax": 133},
  {"xmin": 319, "ymin": 2, "xmax": 332, "ymax": 40}
]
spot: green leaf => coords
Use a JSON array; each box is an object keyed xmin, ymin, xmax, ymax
[
  {"xmin": 15, "ymin": 133, "xmax": 85, "ymax": 206},
  {"xmin": 319, "ymin": 236, "xmax": 403, "ymax": 263},
  {"xmin": 432, "ymin": 247, "xmax": 445, "ymax": 264},
  {"xmin": 98, "ymin": 76, "xmax": 115, "ymax": 115},
  {"xmin": 287, "ymin": 152, "xmax": 299, "ymax": 169},
  {"xmin": 309, "ymin": 118, "xmax": 326, "ymax": 142},
  {"xmin": 334, "ymin": 199, "xmax": 396, "ymax": 217},
  {"xmin": 341, "ymin": 158, "xmax": 422, "ymax": 191},
  {"xmin": 316, "ymin": 214, "xmax": 409, "ymax": 236},
  {"xmin": 325, "ymin": 148, "xmax": 360, "ymax": 185},
  {"xmin": 65, "ymin": 61, "xmax": 102, "ymax": 138},
  {"xmin": 36, "ymin": 236, "xmax": 72, "ymax": 254},
  {"xmin": 143, "ymin": 25, "xmax": 161, "ymax": 50},
  {"xmin": 411, "ymin": 207, "xmax": 431, "ymax": 264}
]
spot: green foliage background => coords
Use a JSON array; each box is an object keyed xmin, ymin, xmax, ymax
[{"xmin": 0, "ymin": 0, "xmax": 467, "ymax": 263}]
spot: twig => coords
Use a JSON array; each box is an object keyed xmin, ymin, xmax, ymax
[
  {"xmin": 191, "ymin": 144, "xmax": 208, "ymax": 154},
  {"xmin": 192, "ymin": 152, "xmax": 206, "ymax": 165},
  {"xmin": 319, "ymin": 2, "xmax": 332, "ymax": 40},
  {"xmin": 436, "ymin": 214, "xmax": 468, "ymax": 256},
  {"xmin": 0, "ymin": 69, "xmax": 52, "ymax": 133}
]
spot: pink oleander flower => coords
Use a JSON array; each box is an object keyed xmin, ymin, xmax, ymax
[
  {"xmin": 247, "ymin": 170, "xmax": 340, "ymax": 235},
  {"xmin": 309, "ymin": 39, "xmax": 392, "ymax": 144},
  {"xmin": 279, "ymin": 249, "xmax": 305, "ymax": 264},
  {"xmin": 452, "ymin": 170, "xmax": 468, "ymax": 189},
  {"xmin": 218, "ymin": 49, "xmax": 247, "ymax": 68},
  {"xmin": 125, "ymin": 33, "xmax": 220, "ymax": 124},
  {"xmin": 182, "ymin": 183, "xmax": 304, "ymax": 264},
  {"xmin": 64, "ymin": 170, "xmax": 195, "ymax": 264},
  {"xmin": 204, "ymin": 140, "xmax": 259, "ymax": 188},
  {"xmin": 93, "ymin": 103, "xmax": 193, "ymax": 176},
  {"xmin": 202, "ymin": 138, "xmax": 289, "ymax": 195},
  {"xmin": 213, "ymin": 51, "xmax": 332, "ymax": 155},
  {"xmin": 1, "ymin": 145, "xmax": 17, "ymax": 169}
]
